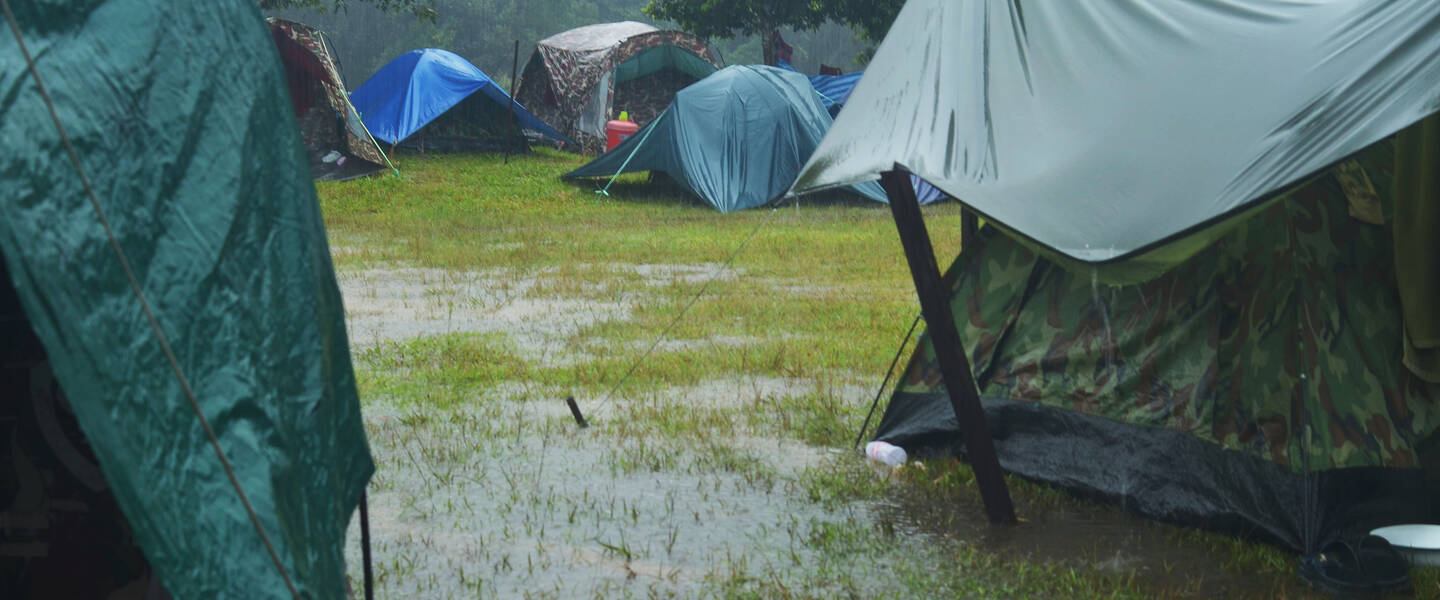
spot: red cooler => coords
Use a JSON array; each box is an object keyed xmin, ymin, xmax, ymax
[{"xmin": 605, "ymin": 112, "xmax": 639, "ymax": 151}]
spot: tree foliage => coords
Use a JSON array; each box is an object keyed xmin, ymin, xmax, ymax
[
  {"xmin": 644, "ymin": 0, "xmax": 902, "ymax": 65},
  {"xmin": 643, "ymin": 0, "xmax": 828, "ymax": 65},
  {"xmin": 823, "ymin": 0, "xmax": 904, "ymax": 47},
  {"xmin": 264, "ymin": 0, "xmax": 884, "ymax": 86},
  {"xmin": 267, "ymin": 0, "xmax": 632, "ymax": 87},
  {"xmin": 258, "ymin": 0, "xmax": 438, "ymax": 20}
]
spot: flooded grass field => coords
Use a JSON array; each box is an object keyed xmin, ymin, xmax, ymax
[{"xmin": 320, "ymin": 152, "xmax": 1438, "ymax": 598}]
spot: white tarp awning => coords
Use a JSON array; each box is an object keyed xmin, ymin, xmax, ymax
[{"xmin": 791, "ymin": 0, "xmax": 1440, "ymax": 262}]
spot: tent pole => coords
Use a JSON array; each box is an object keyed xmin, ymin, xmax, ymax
[
  {"xmin": 879, "ymin": 166, "xmax": 1016, "ymax": 526},
  {"xmin": 507, "ymin": 39, "xmax": 520, "ymax": 165},
  {"xmin": 360, "ymin": 490, "xmax": 374, "ymax": 600},
  {"xmin": 961, "ymin": 209, "xmax": 978, "ymax": 250}
]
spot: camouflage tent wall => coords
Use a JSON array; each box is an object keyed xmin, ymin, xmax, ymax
[
  {"xmin": 515, "ymin": 22, "xmax": 721, "ymax": 155},
  {"xmin": 876, "ymin": 136, "xmax": 1439, "ymax": 551},
  {"xmin": 269, "ymin": 18, "xmax": 388, "ymax": 180}
]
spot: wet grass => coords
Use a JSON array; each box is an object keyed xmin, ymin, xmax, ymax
[{"xmin": 321, "ymin": 152, "xmax": 1439, "ymax": 599}]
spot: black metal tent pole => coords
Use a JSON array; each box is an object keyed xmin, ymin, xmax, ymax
[
  {"xmin": 506, "ymin": 39, "xmax": 520, "ymax": 165},
  {"xmin": 878, "ymin": 166, "xmax": 1017, "ymax": 526},
  {"xmin": 360, "ymin": 490, "xmax": 374, "ymax": 600}
]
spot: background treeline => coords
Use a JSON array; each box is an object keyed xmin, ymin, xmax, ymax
[{"xmin": 267, "ymin": 0, "xmax": 871, "ymax": 91}]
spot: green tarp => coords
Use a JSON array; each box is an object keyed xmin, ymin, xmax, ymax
[{"xmin": 1, "ymin": 1, "xmax": 372, "ymax": 597}]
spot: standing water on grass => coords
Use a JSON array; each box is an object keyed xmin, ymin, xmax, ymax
[
  {"xmin": 345, "ymin": 399, "xmax": 895, "ymax": 598},
  {"xmin": 874, "ymin": 460, "xmax": 1305, "ymax": 598},
  {"xmin": 332, "ymin": 265, "xmax": 1329, "ymax": 598}
]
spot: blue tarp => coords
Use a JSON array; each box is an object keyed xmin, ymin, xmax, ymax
[
  {"xmin": 776, "ymin": 56, "xmax": 860, "ymax": 111},
  {"xmin": 808, "ymin": 72, "xmax": 862, "ymax": 110},
  {"xmin": 564, "ymin": 66, "xmax": 894, "ymax": 212},
  {"xmin": 910, "ymin": 174, "xmax": 946, "ymax": 206},
  {"xmin": 351, "ymin": 48, "xmax": 570, "ymax": 145}
]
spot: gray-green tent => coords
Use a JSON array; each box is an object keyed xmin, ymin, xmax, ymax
[
  {"xmin": 565, "ymin": 65, "xmax": 888, "ymax": 212},
  {"xmin": 1, "ymin": 0, "xmax": 372, "ymax": 597}
]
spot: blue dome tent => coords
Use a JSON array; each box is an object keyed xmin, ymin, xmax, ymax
[{"xmin": 351, "ymin": 49, "xmax": 571, "ymax": 151}]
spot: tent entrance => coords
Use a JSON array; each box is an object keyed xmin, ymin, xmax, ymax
[
  {"xmin": 396, "ymin": 91, "xmax": 529, "ymax": 154},
  {"xmin": 293, "ymin": 77, "xmax": 384, "ymax": 181},
  {"xmin": 614, "ymin": 45, "xmax": 717, "ymax": 84},
  {"xmin": 270, "ymin": 18, "xmax": 389, "ymax": 181},
  {"xmin": 0, "ymin": 258, "xmax": 167, "ymax": 598},
  {"xmin": 611, "ymin": 68, "xmax": 703, "ymax": 133},
  {"xmin": 606, "ymin": 45, "xmax": 720, "ymax": 146}
]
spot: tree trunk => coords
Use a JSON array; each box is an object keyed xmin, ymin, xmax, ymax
[{"xmin": 761, "ymin": 24, "xmax": 778, "ymax": 66}]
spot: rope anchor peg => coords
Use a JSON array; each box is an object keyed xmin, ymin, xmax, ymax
[{"xmin": 565, "ymin": 396, "xmax": 589, "ymax": 428}]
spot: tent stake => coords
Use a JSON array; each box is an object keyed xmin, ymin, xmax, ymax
[
  {"xmin": 565, "ymin": 395, "xmax": 589, "ymax": 428},
  {"xmin": 879, "ymin": 166, "xmax": 1016, "ymax": 525}
]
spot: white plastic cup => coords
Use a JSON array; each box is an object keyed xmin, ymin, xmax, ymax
[{"xmin": 865, "ymin": 441, "xmax": 907, "ymax": 468}]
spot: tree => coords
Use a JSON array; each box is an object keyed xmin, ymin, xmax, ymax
[
  {"xmin": 823, "ymin": 0, "xmax": 903, "ymax": 51},
  {"xmin": 257, "ymin": 0, "xmax": 438, "ymax": 21},
  {"xmin": 644, "ymin": 0, "xmax": 904, "ymax": 66},
  {"xmin": 643, "ymin": 0, "xmax": 828, "ymax": 66}
]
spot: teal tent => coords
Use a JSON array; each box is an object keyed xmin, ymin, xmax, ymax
[
  {"xmin": 564, "ymin": 65, "xmax": 889, "ymax": 212},
  {"xmin": 1, "ymin": 0, "xmax": 373, "ymax": 597}
]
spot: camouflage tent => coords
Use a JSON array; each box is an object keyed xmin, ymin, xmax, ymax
[
  {"xmin": 793, "ymin": 0, "xmax": 1440, "ymax": 551},
  {"xmin": 269, "ymin": 18, "xmax": 389, "ymax": 181},
  {"xmin": 877, "ymin": 137, "xmax": 1439, "ymax": 550},
  {"xmin": 515, "ymin": 21, "xmax": 721, "ymax": 154}
]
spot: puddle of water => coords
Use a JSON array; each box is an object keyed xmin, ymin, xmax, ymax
[
  {"xmin": 340, "ymin": 354, "xmax": 898, "ymax": 600},
  {"xmin": 337, "ymin": 264, "xmax": 747, "ymax": 358},
  {"xmin": 343, "ymin": 399, "xmax": 859, "ymax": 598},
  {"xmin": 338, "ymin": 262, "xmax": 1099, "ymax": 597},
  {"xmin": 625, "ymin": 263, "xmax": 739, "ymax": 286},
  {"xmin": 622, "ymin": 334, "xmax": 757, "ymax": 355},
  {"xmin": 668, "ymin": 375, "xmax": 870, "ymax": 411},
  {"xmin": 337, "ymin": 267, "xmax": 629, "ymax": 365},
  {"xmin": 875, "ymin": 472, "xmax": 1289, "ymax": 597}
]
